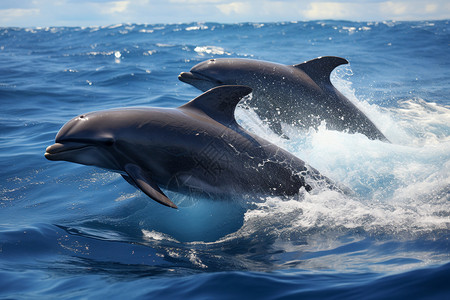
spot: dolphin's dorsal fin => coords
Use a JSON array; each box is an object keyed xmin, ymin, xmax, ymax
[
  {"xmin": 293, "ymin": 56, "xmax": 348, "ymax": 84},
  {"xmin": 179, "ymin": 85, "xmax": 252, "ymax": 126},
  {"xmin": 124, "ymin": 163, "xmax": 178, "ymax": 209}
]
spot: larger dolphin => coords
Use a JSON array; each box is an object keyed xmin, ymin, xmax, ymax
[
  {"xmin": 179, "ymin": 57, "xmax": 389, "ymax": 142},
  {"xmin": 45, "ymin": 86, "xmax": 341, "ymax": 209}
]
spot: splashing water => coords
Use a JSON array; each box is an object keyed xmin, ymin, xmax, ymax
[{"xmin": 234, "ymin": 72, "xmax": 449, "ymax": 250}]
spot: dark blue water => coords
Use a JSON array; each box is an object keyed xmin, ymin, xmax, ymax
[{"xmin": 1, "ymin": 21, "xmax": 449, "ymax": 299}]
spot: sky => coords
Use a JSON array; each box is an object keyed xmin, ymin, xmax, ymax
[{"xmin": 1, "ymin": 0, "xmax": 449, "ymax": 27}]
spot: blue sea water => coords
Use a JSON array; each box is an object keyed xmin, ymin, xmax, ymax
[{"xmin": 1, "ymin": 20, "xmax": 449, "ymax": 299}]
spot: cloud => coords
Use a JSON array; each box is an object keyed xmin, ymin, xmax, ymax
[
  {"xmin": 380, "ymin": 1, "xmax": 408, "ymax": 16},
  {"xmin": 302, "ymin": 1, "xmax": 450, "ymax": 21},
  {"xmin": 215, "ymin": 1, "xmax": 450, "ymax": 22},
  {"xmin": 169, "ymin": 0, "xmax": 223, "ymax": 3},
  {"xmin": 99, "ymin": 1, "xmax": 129, "ymax": 14},
  {"xmin": 0, "ymin": 0, "xmax": 449, "ymax": 27},
  {"xmin": 217, "ymin": 2, "xmax": 252, "ymax": 15},
  {"xmin": 302, "ymin": 2, "xmax": 349, "ymax": 19},
  {"xmin": 0, "ymin": 8, "xmax": 40, "ymax": 26}
]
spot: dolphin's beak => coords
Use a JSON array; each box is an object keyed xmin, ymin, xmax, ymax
[
  {"xmin": 178, "ymin": 71, "xmax": 224, "ymax": 93},
  {"xmin": 178, "ymin": 71, "xmax": 198, "ymax": 84},
  {"xmin": 178, "ymin": 71, "xmax": 223, "ymax": 84},
  {"xmin": 44, "ymin": 142, "xmax": 89, "ymax": 161}
]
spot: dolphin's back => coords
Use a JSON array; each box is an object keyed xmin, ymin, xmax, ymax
[{"xmin": 173, "ymin": 85, "xmax": 341, "ymax": 195}]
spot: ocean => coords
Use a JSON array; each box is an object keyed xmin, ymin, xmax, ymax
[{"xmin": 0, "ymin": 20, "xmax": 449, "ymax": 299}]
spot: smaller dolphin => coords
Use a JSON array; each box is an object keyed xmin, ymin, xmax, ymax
[
  {"xmin": 45, "ymin": 86, "xmax": 342, "ymax": 209},
  {"xmin": 179, "ymin": 57, "xmax": 389, "ymax": 142}
]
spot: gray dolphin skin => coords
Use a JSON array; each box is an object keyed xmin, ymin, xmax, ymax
[
  {"xmin": 179, "ymin": 57, "xmax": 389, "ymax": 142},
  {"xmin": 45, "ymin": 86, "xmax": 340, "ymax": 209}
]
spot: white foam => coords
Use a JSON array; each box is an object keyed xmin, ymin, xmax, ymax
[
  {"xmin": 142, "ymin": 229, "xmax": 178, "ymax": 243},
  {"xmin": 194, "ymin": 45, "xmax": 231, "ymax": 56}
]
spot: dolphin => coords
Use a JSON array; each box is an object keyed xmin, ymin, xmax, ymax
[
  {"xmin": 178, "ymin": 56, "xmax": 389, "ymax": 142},
  {"xmin": 45, "ymin": 86, "xmax": 342, "ymax": 209}
]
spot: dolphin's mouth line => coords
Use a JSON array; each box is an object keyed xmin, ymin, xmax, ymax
[
  {"xmin": 45, "ymin": 142, "xmax": 91, "ymax": 158},
  {"xmin": 178, "ymin": 71, "xmax": 223, "ymax": 85}
]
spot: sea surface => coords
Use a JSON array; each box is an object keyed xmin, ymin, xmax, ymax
[{"xmin": 1, "ymin": 20, "xmax": 449, "ymax": 299}]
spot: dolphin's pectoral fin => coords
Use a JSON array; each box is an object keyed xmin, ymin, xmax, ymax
[
  {"xmin": 179, "ymin": 85, "xmax": 252, "ymax": 126},
  {"xmin": 293, "ymin": 56, "xmax": 348, "ymax": 84},
  {"xmin": 124, "ymin": 164, "xmax": 178, "ymax": 209}
]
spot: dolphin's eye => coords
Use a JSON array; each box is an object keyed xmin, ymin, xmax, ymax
[
  {"xmin": 209, "ymin": 59, "xmax": 216, "ymax": 62},
  {"xmin": 100, "ymin": 138, "xmax": 115, "ymax": 146}
]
